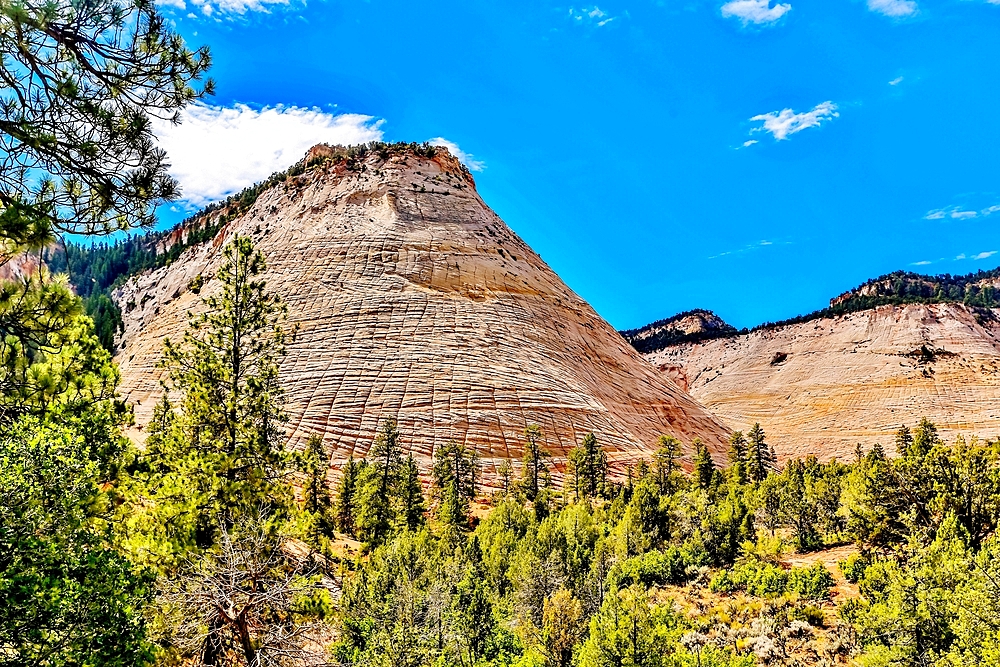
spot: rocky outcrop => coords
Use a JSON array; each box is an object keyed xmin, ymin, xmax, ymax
[
  {"xmin": 621, "ymin": 310, "xmax": 736, "ymax": 355},
  {"xmin": 645, "ymin": 303, "xmax": 1000, "ymax": 461},
  {"xmin": 113, "ymin": 145, "xmax": 731, "ymax": 482}
]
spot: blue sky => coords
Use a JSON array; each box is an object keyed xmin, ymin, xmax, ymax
[{"xmin": 153, "ymin": 0, "xmax": 1000, "ymax": 330}]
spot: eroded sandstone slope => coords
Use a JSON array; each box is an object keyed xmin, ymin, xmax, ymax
[
  {"xmin": 114, "ymin": 145, "xmax": 730, "ymax": 480},
  {"xmin": 645, "ymin": 303, "xmax": 1000, "ymax": 460}
]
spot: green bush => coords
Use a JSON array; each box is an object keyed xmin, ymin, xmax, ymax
[
  {"xmin": 790, "ymin": 604, "xmax": 827, "ymax": 628},
  {"xmin": 710, "ymin": 560, "xmax": 832, "ymax": 600},
  {"xmin": 838, "ymin": 552, "xmax": 870, "ymax": 584},
  {"xmin": 787, "ymin": 562, "xmax": 834, "ymax": 600},
  {"xmin": 709, "ymin": 559, "xmax": 788, "ymax": 597},
  {"xmin": 610, "ymin": 546, "xmax": 691, "ymax": 588}
]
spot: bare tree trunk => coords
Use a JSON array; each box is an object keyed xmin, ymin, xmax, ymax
[{"xmin": 202, "ymin": 614, "xmax": 226, "ymax": 666}]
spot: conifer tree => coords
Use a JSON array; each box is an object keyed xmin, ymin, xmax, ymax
[
  {"xmin": 568, "ymin": 432, "xmax": 607, "ymax": 500},
  {"xmin": 653, "ymin": 434, "xmax": 682, "ymax": 494},
  {"xmin": 302, "ymin": 434, "xmax": 334, "ymax": 540},
  {"xmin": 356, "ymin": 418, "xmax": 403, "ymax": 545},
  {"xmin": 161, "ymin": 236, "xmax": 289, "ymax": 465},
  {"xmin": 694, "ymin": 440, "xmax": 716, "ymax": 490},
  {"xmin": 0, "ymin": 0, "xmax": 211, "ymax": 258},
  {"xmin": 397, "ymin": 454, "xmax": 427, "ymax": 532},
  {"xmin": 497, "ymin": 459, "xmax": 513, "ymax": 496},
  {"xmin": 129, "ymin": 237, "xmax": 294, "ymax": 560},
  {"xmin": 895, "ymin": 424, "xmax": 913, "ymax": 455},
  {"xmin": 727, "ymin": 431, "xmax": 749, "ymax": 484},
  {"xmin": 568, "ymin": 445, "xmax": 586, "ymax": 501},
  {"xmin": 747, "ymin": 422, "xmax": 774, "ymax": 483},
  {"xmin": 334, "ymin": 455, "xmax": 361, "ymax": 536},
  {"xmin": 520, "ymin": 424, "xmax": 550, "ymax": 500},
  {"xmin": 432, "ymin": 440, "xmax": 478, "ymax": 519},
  {"xmin": 912, "ymin": 417, "xmax": 939, "ymax": 457}
]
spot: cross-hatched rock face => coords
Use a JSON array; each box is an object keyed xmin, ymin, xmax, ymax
[
  {"xmin": 646, "ymin": 303, "xmax": 1000, "ymax": 461},
  {"xmin": 113, "ymin": 147, "xmax": 730, "ymax": 481}
]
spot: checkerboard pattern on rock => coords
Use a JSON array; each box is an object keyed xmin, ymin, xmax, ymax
[{"xmin": 113, "ymin": 146, "xmax": 730, "ymax": 483}]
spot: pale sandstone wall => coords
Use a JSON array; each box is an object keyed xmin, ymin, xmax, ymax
[
  {"xmin": 647, "ymin": 303, "xmax": 1000, "ymax": 461},
  {"xmin": 114, "ymin": 148, "xmax": 731, "ymax": 483}
]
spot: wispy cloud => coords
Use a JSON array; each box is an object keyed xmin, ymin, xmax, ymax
[
  {"xmin": 153, "ymin": 102, "xmax": 384, "ymax": 208},
  {"xmin": 911, "ymin": 260, "xmax": 933, "ymax": 266},
  {"xmin": 889, "ymin": 76, "xmax": 904, "ymax": 86},
  {"xmin": 923, "ymin": 204, "xmax": 1000, "ymax": 220},
  {"xmin": 708, "ymin": 239, "xmax": 782, "ymax": 260},
  {"xmin": 568, "ymin": 6, "xmax": 616, "ymax": 27},
  {"xmin": 748, "ymin": 101, "xmax": 839, "ymax": 141},
  {"xmin": 721, "ymin": 0, "xmax": 792, "ymax": 25},
  {"xmin": 953, "ymin": 251, "xmax": 997, "ymax": 261},
  {"xmin": 867, "ymin": 0, "xmax": 918, "ymax": 17},
  {"xmin": 155, "ymin": 0, "xmax": 294, "ymax": 17},
  {"xmin": 428, "ymin": 138, "xmax": 485, "ymax": 172}
]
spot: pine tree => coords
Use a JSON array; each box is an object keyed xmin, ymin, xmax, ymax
[
  {"xmin": 0, "ymin": 0, "xmax": 211, "ymax": 257},
  {"xmin": 397, "ymin": 455, "xmax": 426, "ymax": 532},
  {"xmin": 727, "ymin": 431, "xmax": 748, "ymax": 484},
  {"xmin": 161, "ymin": 236, "xmax": 290, "ymax": 464},
  {"xmin": 912, "ymin": 418, "xmax": 939, "ymax": 457},
  {"xmin": 130, "ymin": 237, "xmax": 294, "ymax": 559},
  {"xmin": 432, "ymin": 440, "xmax": 478, "ymax": 522},
  {"xmin": 653, "ymin": 434, "xmax": 682, "ymax": 494},
  {"xmin": 895, "ymin": 425, "xmax": 913, "ymax": 456},
  {"xmin": 694, "ymin": 440, "xmax": 716, "ymax": 490},
  {"xmin": 747, "ymin": 422, "xmax": 772, "ymax": 483},
  {"xmin": 497, "ymin": 459, "xmax": 513, "ymax": 496},
  {"xmin": 302, "ymin": 434, "xmax": 334, "ymax": 541},
  {"xmin": 356, "ymin": 418, "xmax": 403, "ymax": 545},
  {"xmin": 520, "ymin": 424, "xmax": 550, "ymax": 500},
  {"xmin": 334, "ymin": 455, "xmax": 361, "ymax": 536},
  {"xmin": 567, "ymin": 432, "xmax": 608, "ymax": 500}
]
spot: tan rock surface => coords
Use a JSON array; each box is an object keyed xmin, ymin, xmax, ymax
[
  {"xmin": 646, "ymin": 303, "xmax": 1000, "ymax": 461},
  {"xmin": 114, "ymin": 147, "xmax": 730, "ymax": 481}
]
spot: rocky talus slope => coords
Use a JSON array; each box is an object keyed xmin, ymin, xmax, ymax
[
  {"xmin": 113, "ymin": 146, "xmax": 730, "ymax": 480},
  {"xmin": 645, "ymin": 303, "xmax": 1000, "ymax": 460}
]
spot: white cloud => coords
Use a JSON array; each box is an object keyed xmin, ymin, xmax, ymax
[
  {"xmin": 974, "ymin": 251, "xmax": 997, "ymax": 260},
  {"xmin": 749, "ymin": 101, "xmax": 839, "ymax": 141},
  {"xmin": 889, "ymin": 76, "xmax": 904, "ymax": 86},
  {"xmin": 955, "ymin": 254, "xmax": 967, "ymax": 260},
  {"xmin": 569, "ymin": 6, "xmax": 616, "ymax": 26},
  {"xmin": 912, "ymin": 260, "xmax": 932, "ymax": 266},
  {"xmin": 721, "ymin": 0, "xmax": 792, "ymax": 25},
  {"xmin": 153, "ymin": 102, "xmax": 384, "ymax": 208},
  {"xmin": 427, "ymin": 138, "xmax": 485, "ymax": 172},
  {"xmin": 982, "ymin": 205, "xmax": 1000, "ymax": 216},
  {"xmin": 156, "ymin": 0, "xmax": 291, "ymax": 17},
  {"xmin": 867, "ymin": 0, "xmax": 918, "ymax": 17},
  {"xmin": 742, "ymin": 139, "xmax": 759, "ymax": 148},
  {"xmin": 924, "ymin": 206, "xmax": 979, "ymax": 220}
]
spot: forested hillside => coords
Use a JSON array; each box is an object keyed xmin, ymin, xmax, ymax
[{"xmin": 9, "ymin": 228, "xmax": 1000, "ymax": 665}]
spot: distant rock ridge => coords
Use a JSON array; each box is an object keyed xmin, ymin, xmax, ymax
[
  {"xmin": 621, "ymin": 309, "xmax": 736, "ymax": 354},
  {"xmin": 639, "ymin": 302, "xmax": 1000, "ymax": 462},
  {"xmin": 112, "ymin": 143, "xmax": 731, "ymax": 483}
]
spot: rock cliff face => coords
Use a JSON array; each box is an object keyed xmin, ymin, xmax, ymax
[
  {"xmin": 644, "ymin": 304, "xmax": 1000, "ymax": 461},
  {"xmin": 113, "ymin": 146, "xmax": 730, "ymax": 481}
]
